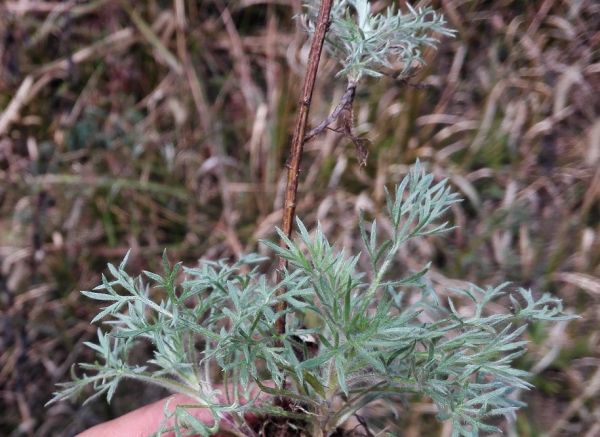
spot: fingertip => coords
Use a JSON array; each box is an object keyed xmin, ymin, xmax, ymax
[{"xmin": 76, "ymin": 395, "xmax": 215, "ymax": 437}]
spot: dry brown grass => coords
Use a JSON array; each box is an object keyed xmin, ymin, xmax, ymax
[{"xmin": 1, "ymin": 0, "xmax": 599, "ymax": 436}]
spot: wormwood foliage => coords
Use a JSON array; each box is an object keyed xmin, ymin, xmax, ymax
[
  {"xmin": 300, "ymin": 0, "xmax": 455, "ymax": 80},
  {"xmin": 49, "ymin": 164, "xmax": 577, "ymax": 437}
]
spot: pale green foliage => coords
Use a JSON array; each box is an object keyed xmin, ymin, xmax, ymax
[
  {"xmin": 48, "ymin": 164, "xmax": 577, "ymax": 437},
  {"xmin": 299, "ymin": 0, "xmax": 455, "ymax": 80}
]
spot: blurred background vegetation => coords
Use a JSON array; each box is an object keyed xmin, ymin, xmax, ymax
[{"xmin": 1, "ymin": 0, "xmax": 599, "ymax": 436}]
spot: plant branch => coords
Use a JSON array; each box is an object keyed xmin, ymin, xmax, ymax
[
  {"xmin": 275, "ymin": 0, "xmax": 333, "ymax": 336},
  {"xmin": 304, "ymin": 80, "xmax": 357, "ymax": 143}
]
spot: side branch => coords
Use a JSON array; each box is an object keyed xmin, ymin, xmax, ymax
[{"xmin": 304, "ymin": 80, "xmax": 357, "ymax": 143}]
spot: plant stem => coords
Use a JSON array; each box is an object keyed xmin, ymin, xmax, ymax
[{"xmin": 275, "ymin": 0, "xmax": 333, "ymax": 336}]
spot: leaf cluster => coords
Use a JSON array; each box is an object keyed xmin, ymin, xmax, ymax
[
  {"xmin": 299, "ymin": 0, "xmax": 455, "ymax": 81},
  {"xmin": 48, "ymin": 164, "xmax": 578, "ymax": 437}
]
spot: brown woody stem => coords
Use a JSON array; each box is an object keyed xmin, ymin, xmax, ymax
[{"xmin": 274, "ymin": 0, "xmax": 333, "ymax": 336}]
